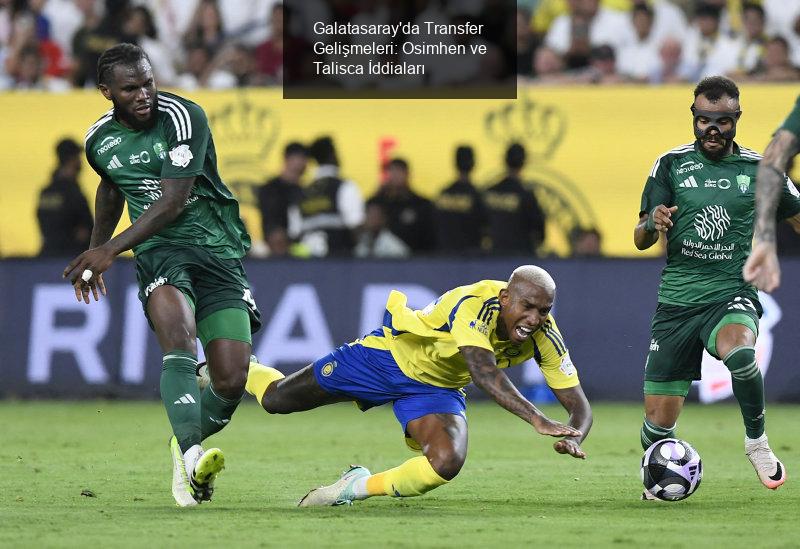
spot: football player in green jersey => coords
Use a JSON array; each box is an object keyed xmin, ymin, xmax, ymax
[
  {"xmin": 62, "ymin": 44, "xmax": 262, "ymax": 507},
  {"xmin": 634, "ymin": 76, "xmax": 800, "ymax": 497},
  {"xmin": 744, "ymin": 96, "xmax": 800, "ymax": 291}
]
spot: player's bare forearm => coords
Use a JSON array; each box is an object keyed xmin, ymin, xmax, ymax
[
  {"xmin": 754, "ymin": 130, "xmax": 799, "ymax": 243},
  {"xmin": 104, "ymin": 177, "xmax": 194, "ymax": 255},
  {"xmin": 462, "ymin": 346, "xmax": 542, "ymax": 423},
  {"xmin": 89, "ymin": 178, "xmax": 124, "ymax": 248},
  {"xmin": 551, "ymin": 385, "xmax": 592, "ymax": 445}
]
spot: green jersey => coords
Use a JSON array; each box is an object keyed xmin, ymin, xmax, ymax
[
  {"xmin": 779, "ymin": 94, "xmax": 800, "ymax": 140},
  {"xmin": 84, "ymin": 91, "xmax": 250, "ymax": 258},
  {"xmin": 640, "ymin": 141, "xmax": 800, "ymax": 306}
]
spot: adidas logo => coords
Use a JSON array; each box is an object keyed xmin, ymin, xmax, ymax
[
  {"xmin": 106, "ymin": 155, "xmax": 122, "ymax": 170},
  {"xmin": 208, "ymin": 416, "xmax": 230, "ymax": 426},
  {"xmin": 679, "ymin": 175, "xmax": 698, "ymax": 188},
  {"xmin": 728, "ymin": 296, "xmax": 756, "ymax": 311},
  {"xmin": 173, "ymin": 393, "xmax": 196, "ymax": 405}
]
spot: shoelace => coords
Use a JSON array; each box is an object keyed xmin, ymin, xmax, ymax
[{"xmin": 748, "ymin": 446, "xmax": 775, "ymax": 470}]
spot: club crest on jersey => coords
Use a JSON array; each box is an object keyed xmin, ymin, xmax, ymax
[
  {"xmin": 321, "ymin": 361, "xmax": 336, "ymax": 376},
  {"xmin": 153, "ymin": 142, "xmax": 166, "ymax": 160},
  {"xmin": 504, "ymin": 346, "xmax": 522, "ymax": 357},
  {"xmin": 169, "ymin": 144, "xmax": 193, "ymax": 168},
  {"xmin": 737, "ymin": 174, "xmax": 751, "ymax": 193}
]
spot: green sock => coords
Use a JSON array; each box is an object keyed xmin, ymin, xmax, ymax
[
  {"xmin": 640, "ymin": 417, "xmax": 675, "ymax": 450},
  {"xmin": 160, "ymin": 350, "xmax": 201, "ymax": 452},
  {"xmin": 723, "ymin": 346, "xmax": 765, "ymax": 439},
  {"xmin": 201, "ymin": 383, "xmax": 242, "ymax": 440}
]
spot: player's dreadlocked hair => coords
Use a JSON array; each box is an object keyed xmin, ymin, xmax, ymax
[
  {"xmin": 693, "ymin": 76, "xmax": 740, "ymax": 102},
  {"xmin": 97, "ymin": 43, "xmax": 150, "ymax": 86}
]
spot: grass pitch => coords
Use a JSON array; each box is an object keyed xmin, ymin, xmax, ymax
[{"xmin": 1, "ymin": 401, "xmax": 798, "ymax": 548}]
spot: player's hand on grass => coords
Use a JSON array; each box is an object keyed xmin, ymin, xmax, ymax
[
  {"xmin": 743, "ymin": 240, "xmax": 780, "ymax": 292},
  {"xmin": 649, "ymin": 205, "xmax": 678, "ymax": 233},
  {"xmin": 554, "ymin": 438, "xmax": 586, "ymax": 459},
  {"xmin": 530, "ymin": 414, "xmax": 582, "ymax": 438},
  {"xmin": 63, "ymin": 245, "xmax": 114, "ymax": 303}
]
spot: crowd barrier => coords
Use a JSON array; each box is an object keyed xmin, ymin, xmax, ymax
[
  {"xmin": 2, "ymin": 257, "xmax": 799, "ymax": 402},
  {"xmin": 2, "ymin": 85, "xmax": 798, "ymax": 258}
]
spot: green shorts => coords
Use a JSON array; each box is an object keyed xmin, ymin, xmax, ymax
[
  {"xmin": 644, "ymin": 294, "xmax": 760, "ymax": 383},
  {"xmin": 135, "ymin": 245, "xmax": 262, "ymax": 335}
]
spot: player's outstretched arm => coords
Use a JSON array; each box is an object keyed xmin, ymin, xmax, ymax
[
  {"xmin": 62, "ymin": 178, "xmax": 124, "ymax": 303},
  {"xmin": 550, "ymin": 385, "xmax": 592, "ymax": 459},
  {"xmin": 745, "ymin": 130, "xmax": 799, "ymax": 291},
  {"xmin": 634, "ymin": 205, "xmax": 677, "ymax": 251},
  {"xmin": 461, "ymin": 345, "xmax": 581, "ymax": 438},
  {"xmin": 63, "ymin": 177, "xmax": 195, "ymax": 302}
]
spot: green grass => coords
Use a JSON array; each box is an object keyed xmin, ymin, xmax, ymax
[{"xmin": 1, "ymin": 401, "xmax": 798, "ymax": 548}]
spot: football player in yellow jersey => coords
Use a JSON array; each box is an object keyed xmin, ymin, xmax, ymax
[{"xmin": 244, "ymin": 265, "xmax": 592, "ymax": 506}]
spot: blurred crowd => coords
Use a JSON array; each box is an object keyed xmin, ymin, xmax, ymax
[
  {"xmin": 4, "ymin": 0, "xmax": 800, "ymax": 91},
  {"xmin": 37, "ymin": 135, "xmax": 604, "ymax": 259},
  {"xmin": 524, "ymin": 0, "xmax": 800, "ymax": 84},
  {"xmin": 0, "ymin": 0, "xmax": 283, "ymax": 90}
]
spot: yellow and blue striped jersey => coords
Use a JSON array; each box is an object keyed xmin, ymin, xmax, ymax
[{"xmin": 357, "ymin": 280, "xmax": 579, "ymax": 390}]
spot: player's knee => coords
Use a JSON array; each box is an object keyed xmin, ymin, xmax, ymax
[
  {"xmin": 210, "ymin": 368, "xmax": 247, "ymax": 399},
  {"xmin": 260, "ymin": 391, "xmax": 290, "ymax": 414},
  {"xmin": 428, "ymin": 447, "xmax": 466, "ymax": 480}
]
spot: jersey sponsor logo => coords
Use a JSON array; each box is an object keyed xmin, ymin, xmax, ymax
[
  {"xmin": 737, "ymin": 174, "xmax": 751, "ymax": 193},
  {"xmin": 169, "ymin": 144, "xmax": 193, "ymax": 168},
  {"xmin": 679, "ymin": 175, "xmax": 698, "ymax": 188},
  {"xmin": 129, "ymin": 151, "xmax": 151, "ymax": 165},
  {"xmin": 106, "ymin": 155, "xmax": 122, "ymax": 170},
  {"xmin": 649, "ymin": 339, "xmax": 660, "ymax": 352},
  {"xmin": 320, "ymin": 361, "xmax": 336, "ymax": 376},
  {"xmin": 468, "ymin": 319, "xmax": 489, "ymax": 336},
  {"xmin": 693, "ymin": 205, "xmax": 730, "ymax": 241},
  {"xmin": 675, "ymin": 160, "xmax": 703, "ymax": 175},
  {"xmin": 96, "ymin": 135, "xmax": 122, "ymax": 155},
  {"xmin": 559, "ymin": 352, "xmax": 576, "ymax": 376},
  {"xmin": 144, "ymin": 276, "xmax": 167, "ymax": 297}
]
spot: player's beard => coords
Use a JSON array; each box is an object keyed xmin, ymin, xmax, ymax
[
  {"xmin": 113, "ymin": 95, "xmax": 157, "ymax": 131},
  {"xmin": 698, "ymin": 135, "xmax": 730, "ymax": 161}
]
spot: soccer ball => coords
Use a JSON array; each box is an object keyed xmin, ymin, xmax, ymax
[{"xmin": 641, "ymin": 438, "xmax": 702, "ymax": 501}]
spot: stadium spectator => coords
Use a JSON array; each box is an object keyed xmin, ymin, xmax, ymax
[
  {"xmin": 434, "ymin": 145, "xmax": 486, "ymax": 254},
  {"xmin": 568, "ymin": 226, "xmax": 603, "ymax": 257},
  {"xmin": 354, "ymin": 202, "xmax": 411, "ymax": 259},
  {"xmin": 648, "ymin": 36, "xmax": 694, "ymax": 83},
  {"xmin": 36, "ymin": 138, "xmax": 92, "ymax": 257},
  {"xmin": 71, "ymin": 0, "xmax": 128, "ymax": 87},
  {"xmin": 745, "ymin": 36, "xmax": 800, "ymax": 82},
  {"xmin": 145, "ymin": 0, "xmax": 200, "ymax": 57},
  {"xmin": 729, "ymin": 2, "xmax": 767, "ymax": 76},
  {"xmin": 630, "ymin": 0, "xmax": 687, "ymax": 44},
  {"xmin": 218, "ymin": 0, "xmax": 273, "ymax": 47},
  {"xmin": 42, "ymin": 0, "xmax": 84, "ymax": 59},
  {"xmin": 530, "ymin": 45, "xmax": 566, "ymax": 83},
  {"xmin": 174, "ymin": 43, "xmax": 235, "ymax": 89},
  {"xmin": 290, "ymin": 136, "xmax": 364, "ymax": 257},
  {"xmin": 681, "ymin": 3, "xmax": 740, "ymax": 80},
  {"xmin": 254, "ymin": 2, "xmax": 283, "ymax": 84},
  {"xmin": 121, "ymin": 5, "xmax": 177, "ymax": 86},
  {"xmin": 483, "ymin": 143, "xmax": 547, "ymax": 255},
  {"xmin": 617, "ymin": 5, "xmax": 662, "ymax": 81},
  {"xmin": 367, "ymin": 158, "xmax": 436, "ymax": 254},
  {"xmin": 257, "ymin": 141, "xmax": 307, "ymax": 248},
  {"xmin": 544, "ymin": 0, "xmax": 636, "ymax": 69},
  {"xmin": 183, "ymin": 0, "xmax": 226, "ymax": 54},
  {"xmin": 763, "ymin": 0, "xmax": 800, "ymax": 67},
  {"xmin": 569, "ymin": 43, "xmax": 627, "ymax": 84},
  {"xmin": 210, "ymin": 42, "xmax": 258, "ymax": 87}
]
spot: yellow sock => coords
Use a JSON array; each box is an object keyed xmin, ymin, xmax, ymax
[
  {"xmin": 365, "ymin": 456, "xmax": 448, "ymax": 497},
  {"xmin": 244, "ymin": 362, "xmax": 284, "ymax": 403}
]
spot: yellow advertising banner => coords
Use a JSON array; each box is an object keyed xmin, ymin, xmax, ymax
[{"xmin": 1, "ymin": 85, "xmax": 796, "ymax": 258}]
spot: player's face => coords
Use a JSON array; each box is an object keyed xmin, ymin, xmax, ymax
[
  {"xmin": 693, "ymin": 94, "xmax": 739, "ymax": 159},
  {"xmin": 100, "ymin": 60, "xmax": 157, "ymax": 130},
  {"xmin": 498, "ymin": 283, "xmax": 553, "ymax": 345}
]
